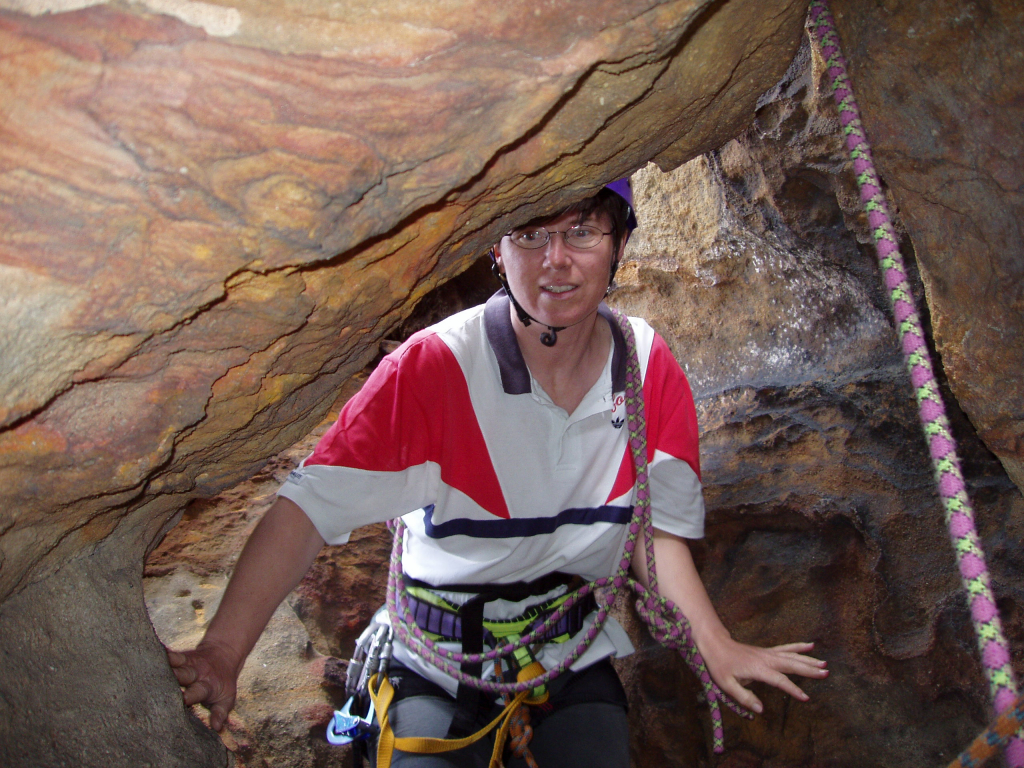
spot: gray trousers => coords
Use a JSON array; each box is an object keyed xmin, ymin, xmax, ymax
[{"xmin": 368, "ymin": 662, "xmax": 630, "ymax": 768}]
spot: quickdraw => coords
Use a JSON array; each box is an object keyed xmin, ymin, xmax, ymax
[
  {"xmin": 326, "ymin": 695, "xmax": 377, "ymax": 747},
  {"xmin": 326, "ymin": 624, "xmax": 393, "ymax": 749}
]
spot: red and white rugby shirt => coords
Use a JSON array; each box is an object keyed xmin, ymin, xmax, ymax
[{"xmin": 278, "ymin": 292, "xmax": 704, "ymax": 683}]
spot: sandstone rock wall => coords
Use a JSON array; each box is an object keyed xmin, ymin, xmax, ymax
[
  {"xmin": 610, "ymin": 21, "xmax": 1024, "ymax": 766},
  {"xmin": 0, "ymin": 1, "xmax": 811, "ymax": 766},
  {"xmin": 2, "ymin": 0, "xmax": 1022, "ymax": 766},
  {"xmin": 0, "ymin": 0, "xmax": 808, "ymax": 609},
  {"xmin": 827, "ymin": 0, "xmax": 1024, "ymax": 494}
]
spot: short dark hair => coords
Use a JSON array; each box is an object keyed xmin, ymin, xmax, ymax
[{"xmin": 554, "ymin": 188, "xmax": 631, "ymax": 258}]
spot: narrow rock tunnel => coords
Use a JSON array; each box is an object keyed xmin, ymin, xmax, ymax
[{"xmin": 1, "ymin": 1, "xmax": 1022, "ymax": 767}]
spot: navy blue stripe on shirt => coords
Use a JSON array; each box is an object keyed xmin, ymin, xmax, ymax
[{"xmin": 421, "ymin": 504, "xmax": 633, "ymax": 539}]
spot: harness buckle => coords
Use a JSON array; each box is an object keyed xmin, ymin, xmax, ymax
[{"xmin": 498, "ymin": 636, "xmax": 549, "ymax": 704}]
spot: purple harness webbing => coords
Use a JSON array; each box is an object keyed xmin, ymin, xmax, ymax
[{"xmin": 809, "ymin": 2, "xmax": 1023, "ymax": 764}]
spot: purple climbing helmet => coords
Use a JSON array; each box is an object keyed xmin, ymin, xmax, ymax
[{"xmin": 604, "ymin": 177, "xmax": 638, "ymax": 231}]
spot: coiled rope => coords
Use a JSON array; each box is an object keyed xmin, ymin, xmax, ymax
[
  {"xmin": 385, "ymin": 309, "xmax": 751, "ymax": 757},
  {"xmin": 808, "ymin": 3, "xmax": 1023, "ymax": 766}
]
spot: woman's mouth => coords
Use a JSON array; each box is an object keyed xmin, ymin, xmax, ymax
[{"xmin": 543, "ymin": 284, "xmax": 576, "ymax": 294}]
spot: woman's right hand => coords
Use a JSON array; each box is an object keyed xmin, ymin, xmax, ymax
[
  {"xmin": 166, "ymin": 640, "xmax": 242, "ymax": 731},
  {"xmin": 163, "ymin": 497, "xmax": 326, "ymax": 732}
]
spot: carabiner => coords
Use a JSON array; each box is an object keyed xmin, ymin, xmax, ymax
[{"xmin": 326, "ymin": 695, "xmax": 377, "ymax": 746}]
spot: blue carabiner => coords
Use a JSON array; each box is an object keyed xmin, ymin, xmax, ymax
[{"xmin": 326, "ymin": 695, "xmax": 377, "ymax": 746}]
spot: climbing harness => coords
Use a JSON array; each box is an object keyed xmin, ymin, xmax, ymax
[
  {"xmin": 402, "ymin": 577, "xmax": 594, "ymax": 649},
  {"xmin": 367, "ymin": 667, "xmax": 532, "ymax": 768},
  {"xmin": 808, "ymin": 2, "xmax": 1023, "ymax": 766},
  {"xmin": 402, "ymin": 577, "xmax": 596, "ymax": 704},
  {"xmin": 327, "ymin": 578, "xmax": 597, "ymax": 762}
]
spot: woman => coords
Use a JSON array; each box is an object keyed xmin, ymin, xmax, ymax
[{"xmin": 168, "ymin": 181, "xmax": 827, "ymax": 767}]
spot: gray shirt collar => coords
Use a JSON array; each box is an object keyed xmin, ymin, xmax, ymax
[{"xmin": 483, "ymin": 291, "xmax": 627, "ymax": 396}]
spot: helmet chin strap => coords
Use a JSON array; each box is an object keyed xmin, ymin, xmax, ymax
[
  {"xmin": 490, "ymin": 260, "xmax": 566, "ymax": 346},
  {"xmin": 489, "ymin": 246, "xmax": 617, "ymax": 348}
]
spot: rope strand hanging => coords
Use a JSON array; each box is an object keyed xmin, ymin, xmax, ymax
[
  {"xmin": 808, "ymin": 3, "xmax": 1023, "ymax": 765},
  {"xmin": 948, "ymin": 693, "xmax": 1024, "ymax": 768}
]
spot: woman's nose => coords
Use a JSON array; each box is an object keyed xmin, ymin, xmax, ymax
[{"xmin": 543, "ymin": 233, "xmax": 572, "ymax": 268}]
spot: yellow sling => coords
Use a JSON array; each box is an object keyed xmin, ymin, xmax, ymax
[{"xmin": 367, "ymin": 667, "xmax": 539, "ymax": 768}]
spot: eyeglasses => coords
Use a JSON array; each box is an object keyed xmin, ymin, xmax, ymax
[{"xmin": 507, "ymin": 224, "xmax": 612, "ymax": 250}]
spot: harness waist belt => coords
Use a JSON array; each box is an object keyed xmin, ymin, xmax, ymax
[{"xmin": 406, "ymin": 591, "xmax": 597, "ymax": 645}]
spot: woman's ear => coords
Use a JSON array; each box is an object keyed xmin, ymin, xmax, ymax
[
  {"xmin": 488, "ymin": 245, "xmax": 505, "ymax": 283},
  {"xmin": 615, "ymin": 236, "xmax": 628, "ymax": 263}
]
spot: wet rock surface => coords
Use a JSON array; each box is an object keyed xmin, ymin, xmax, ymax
[{"xmin": 825, "ymin": 0, "xmax": 1024, "ymax": 493}]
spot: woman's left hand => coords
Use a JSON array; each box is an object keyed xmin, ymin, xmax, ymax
[
  {"xmin": 699, "ymin": 638, "xmax": 828, "ymax": 714},
  {"xmin": 630, "ymin": 530, "xmax": 829, "ymax": 714}
]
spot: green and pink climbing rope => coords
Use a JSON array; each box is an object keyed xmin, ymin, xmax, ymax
[{"xmin": 808, "ymin": 2, "xmax": 1023, "ymax": 765}]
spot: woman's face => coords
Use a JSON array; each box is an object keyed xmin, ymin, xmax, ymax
[{"xmin": 494, "ymin": 210, "xmax": 620, "ymax": 331}]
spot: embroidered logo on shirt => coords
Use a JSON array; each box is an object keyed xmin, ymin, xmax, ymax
[
  {"xmin": 287, "ymin": 469, "xmax": 305, "ymax": 484},
  {"xmin": 611, "ymin": 393, "xmax": 625, "ymax": 428}
]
